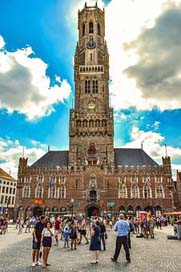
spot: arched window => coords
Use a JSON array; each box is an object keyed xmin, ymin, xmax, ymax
[
  {"xmin": 59, "ymin": 184, "xmax": 66, "ymax": 199},
  {"xmin": 85, "ymin": 80, "xmax": 91, "ymax": 93},
  {"xmin": 156, "ymin": 185, "xmax": 164, "ymax": 198},
  {"xmin": 89, "ymin": 120, "xmax": 94, "ymax": 127},
  {"xmin": 95, "ymin": 80, "xmax": 98, "ymax": 93},
  {"xmin": 90, "ymin": 174, "xmax": 97, "ymax": 188},
  {"xmin": 97, "ymin": 23, "xmax": 101, "ymax": 35},
  {"xmin": 48, "ymin": 185, "xmax": 56, "ymax": 199},
  {"xmin": 131, "ymin": 184, "xmax": 139, "ymax": 198},
  {"xmin": 22, "ymin": 185, "xmax": 30, "ymax": 198},
  {"xmin": 35, "ymin": 184, "xmax": 43, "ymax": 198},
  {"xmin": 82, "ymin": 23, "xmax": 85, "ymax": 36},
  {"xmin": 83, "ymin": 120, "xmax": 87, "ymax": 127},
  {"xmin": 95, "ymin": 120, "xmax": 100, "ymax": 127},
  {"xmin": 143, "ymin": 184, "xmax": 152, "ymax": 198},
  {"xmin": 89, "ymin": 22, "xmax": 94, "ymax": 33},
  {"xmin": 119, "ymin": 181, "xmax": 127, "ymax": 198}
]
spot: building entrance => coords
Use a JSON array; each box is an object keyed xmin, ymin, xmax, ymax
[
  {"xmin": 85, "ymin": 205, "xmax": 101, "ymax": 217},
  {"xmin": 33, "ymin": 206, "xmax": 43, "ymax": 217}
]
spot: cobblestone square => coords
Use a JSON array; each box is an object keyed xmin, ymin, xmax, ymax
[{"xmin": 0, "ymin": 225, "xmax": 180, "ymax": 272}]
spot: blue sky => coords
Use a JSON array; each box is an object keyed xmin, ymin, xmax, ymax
[{"xmin": 0, "ymin": 0, "xmax": 181, "ymax": 178}]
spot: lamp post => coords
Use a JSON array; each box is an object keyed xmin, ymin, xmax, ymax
[
  {"xmin": 71, "ymin": 198, "xmax": 74, "ymax": 217},
  {"xmin": 107, "ymin": 201, "xmax": 115, "ymax": 219}
]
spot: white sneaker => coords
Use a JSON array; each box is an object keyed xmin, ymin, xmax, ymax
[
  {"xmin": 96, "ymin": 259, "xmax": 99, "ymax": 263},
  {"xmin": 36, "ymin": 261, "xmax": 42, "ymax": 266},
  {"xmin": 32, "ymin": 262, "xmax": 36, "ymax": 267},
  {"xmin": 90, "ymin": 260, "xmax": 97, "ymax": 264}
]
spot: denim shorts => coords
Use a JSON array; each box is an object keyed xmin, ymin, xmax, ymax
[{"xmin": 32, "ymin": 240, "xmax": 41, "ymax": 250}]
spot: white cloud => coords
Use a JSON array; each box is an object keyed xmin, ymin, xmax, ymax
[
  {"xmin": 0, "ymin": 35, "xmax": 5, "ymax": 49},
  {"xmin": 0, "ymin": 37, "xmax": 71, "ymax": 120},
  {"xmin": 105, "ymin": 0, "xmax": 181, "ymax": 111},
  {"xmin": 0, "ymin": 137, "xmax": 47, "ymax": 178},
  {"xmin": 122, "ymin": 127, "xmax": 181, "ymax": 178},
  {"xmin": 69, "ymin": 0, "xmax": 181, "ymax": 111}
]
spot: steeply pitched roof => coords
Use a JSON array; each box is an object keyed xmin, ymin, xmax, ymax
[
  {"xmin": 0, "ymin": 168, "xmax": 16, "ymax": 181},
  {"xmin": 31, "ymin": 151, "xmax": 69, "ymax": 168},
  {"xmin": 114, "ymin": 148, "xmax": 159, "ymax": 167}
]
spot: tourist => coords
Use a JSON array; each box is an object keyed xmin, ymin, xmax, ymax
[
  {"xmin": 100, "ymin": 220, "xmax": 106, "ymax": 250},
  {"xmin": 54, "ymin": 216, "xmax": 61, "ymax": 246},
  {"xmin": 63, "ymin": 221, "xmax": 70, "ymax": 248},
  {"xmin": 111, "ymin": 213, "xmax": 131, "ymax": 263},
  {"xmin": 32, "ymin": 215, "xmax": 45, "ymax": 267},
  {"xmin": 78, "ymin": 215, "xmax": 89, "ymax": 244},
  {"xmin": 17, "ymin": 217, "xmax": 23, "ymax": 235},
  {"xmin": 149, "ymin": 217, "xmax": 155, "ymax": 238},
  {"xmin": 41, "ymin": 221, "xmax": 53, "ymax": 268},
  {"xmin": 69, "ymin": 220, "xmax": 77, "ymax": 250},
  {"xmin": 25, "ymin": 217, "xmax": 31, "ymax": 233},
  {"xmin": 89, "ymin": 220, "xmax": 101, "ymax": 264}
]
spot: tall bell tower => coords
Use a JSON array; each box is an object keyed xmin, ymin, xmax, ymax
[{"xmin": 69, "ymin": 2, "xmax": 114, "ymax": 167}]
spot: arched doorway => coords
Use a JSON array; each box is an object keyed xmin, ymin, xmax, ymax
[
  {"xmin": 85, "ymin": 204, "xmax": 101, "ymax": 217},
  {"xmin": 33, "ymin": 206, "xmax": 43, "ymax": 217},
  {"xmin": 144, "ymin": 206, "xmax": 153, "ymax": 214}
]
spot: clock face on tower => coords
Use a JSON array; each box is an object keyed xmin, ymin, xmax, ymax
[
  {"xmin": 86, "ymin": 40, "xmax": 96, "ymax": 49},
  {"xmin": 88, "ymin": 101, "xmax": 96, "ymax": 110}
]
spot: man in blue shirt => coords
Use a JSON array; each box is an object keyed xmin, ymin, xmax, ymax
[{"xmin": 111, "ymin": 213, "xmax": 131, "ymax": 263}]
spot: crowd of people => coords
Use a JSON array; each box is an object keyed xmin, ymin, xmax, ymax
[
  {"xmin": 31, "ymin": 214, "xmax": 108, "ymax": 267},
  {"xmin": 1, "ymin": 212, "xmax": 178, "ymax": 268}
]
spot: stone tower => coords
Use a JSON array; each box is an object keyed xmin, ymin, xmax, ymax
[{"xmin": 69, "ymin": 3, "xmax": 114, "ymax": 167}]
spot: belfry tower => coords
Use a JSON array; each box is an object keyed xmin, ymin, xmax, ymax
[{"xmin": 69, "ymin": 3, "xmax": 114, "ymax": 167}]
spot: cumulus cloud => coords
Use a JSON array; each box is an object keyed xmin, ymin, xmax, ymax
[
  {"xmin": 0, "ymin": 36, "xmax": 71, "ymax": 120},
  {"xmin": 122, "ymin": 126, "xmax": 181, "ymax": 178},
  {"xmin": 125, "ymin": 6, "xmax": 181, "ymax": 110},
  {"xmin": 69, "ymin": 0, "xmax": 181, "ymax": 111},
  {"xmin": 0, "ymin": 137, "xmax": 47, "ymax": 178},
  {"xmin": 0, "ymin": 35, "xmax": 5, "ymax": 49}
]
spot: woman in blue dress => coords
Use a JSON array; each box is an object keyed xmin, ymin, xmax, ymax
[{"xmin": 89, "ymin": 220, "xmax": 101, "ymax": 264}]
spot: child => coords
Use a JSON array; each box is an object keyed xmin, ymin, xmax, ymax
[
  {"xmin": 63, "ymin": 222, "xmax": 70, "ymax": 248},
  {"xmin": 69, "ymin": 221, "xmax": 77, "ymax": 250}
]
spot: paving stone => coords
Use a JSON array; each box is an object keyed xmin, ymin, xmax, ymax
[{"xmin": 0, "ymin": 225, "xmax": 180, "ymax": 272}]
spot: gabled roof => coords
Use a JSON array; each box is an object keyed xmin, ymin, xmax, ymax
[
  {"xmin": 114, "ymin": 148, "xmax": 159, "ymax": 167},
  {"xmin": 31, "ymin": 151, "xmax": 69, "ymax": 168},
  {"xmin": 0, "ymin": 168, "xmax": 16, "ymax": 181}
]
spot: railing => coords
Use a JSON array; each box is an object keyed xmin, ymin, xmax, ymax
[{"xmin": 79, "ymin": 65, "xmax": 104, "ymax": 73}]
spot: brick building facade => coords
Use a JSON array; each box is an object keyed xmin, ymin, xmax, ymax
[{"xmin": 15, "ymin": 3, "xmax": 174, "ymax": 219}]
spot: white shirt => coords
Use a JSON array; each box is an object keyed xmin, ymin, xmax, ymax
[{"xmin": 42, "ymin": 228, "xmax": 52, "ymax": 237}]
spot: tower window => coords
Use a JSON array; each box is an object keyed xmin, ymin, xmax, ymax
[
  {"xmin": 82, "ymin": 23, "xmax": 85, "ymax": 36},
  {"xmin": 92, "ymin": 80, "xmax": 98, "ymax": 93},
  {"xmin": 88, "ymin": 80, "xmax": 91, "ymax": 93},
  {"xmin": 97, "ymin": 23, "xmax": 101, "ymax": 35},
  {"xmin": 89, "ymin": 22, "xmax": 94, "ymax": 34},
  {"xmin": 85, "ymin": 80, "xmax": 91, "ymax": 94}
]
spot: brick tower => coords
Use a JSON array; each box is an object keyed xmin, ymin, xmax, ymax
[{"xmin": 69, "ymin": 3, "xmax": 114, "ymax": 167}]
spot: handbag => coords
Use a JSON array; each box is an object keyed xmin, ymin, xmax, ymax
[{"xmin": 105, "ymin": 232, "xmax": 108, "ymax": 239}]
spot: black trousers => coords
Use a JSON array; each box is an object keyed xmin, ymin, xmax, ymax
[
  {"xmin": 114, "ymin": 236, "xmax": 130, "ymax": 261},
  {"xmin": 100, "ymin": 233, "xmax": 106, "ymax": 250}
]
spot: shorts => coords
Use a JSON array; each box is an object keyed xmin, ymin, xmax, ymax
[
  {"xmin": 80, "ymin": 230, "xmax": 86, "ymax": 236},
  {"xmin": 32, "ymin": 240, "xmax": 41, "ymax": 250},
  {"xmin": 42, "ymin": 237, "xmax": 52, "ymax": 247}
]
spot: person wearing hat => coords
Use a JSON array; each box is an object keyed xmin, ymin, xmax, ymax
[{"xmin": 111, "ymin": 213, "xmax": 131, "ymax": 263}]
